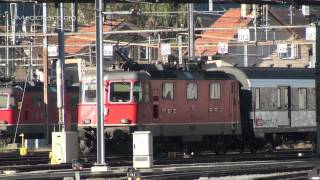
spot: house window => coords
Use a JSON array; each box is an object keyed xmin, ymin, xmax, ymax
[
  {"xmin": 187, "ymin": 83, "xmax": 197, "ymax": 100},
  {"xmin": 255, "ymin": 88, "xmax": 260, "ymax": 110},
  {"xmin": 210, "ymin": 83, "xmax": 220, "ymax": 100},
  {"xmin": 298, "ymin": 88, "xmax": 307, "ymax": 110},
  {"xmin": 139, "ymin": 47, "xmax": 147, "ymax": 60},
  {"xmin": 162, "ymin": 83, "xmax": 174, "ymax": 100},
  {"xmin": 151, "ymin": 47, "xmax": 158, "ymax": 60},
  {"xmin": 278, "ymin": 44, "xmax": 298, "ymax": 59}
]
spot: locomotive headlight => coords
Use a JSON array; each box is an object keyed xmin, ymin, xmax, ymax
[
  {"xmin": 120, "ymin": 118, "xmax": 130, "ymax": 124},
  {"xmin": 83, "ymin": 119, "xmax": 91, "ymax": 124},
  {"xmin": 0, "ymin": 120, "xmax": 7, "ymax": 124}
]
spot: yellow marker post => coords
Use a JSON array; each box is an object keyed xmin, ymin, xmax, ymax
[{"xmin": 19, "ymin": 133, "xmax": 28, "ymax": 156}]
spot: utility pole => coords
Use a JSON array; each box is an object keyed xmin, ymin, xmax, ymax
[
  {"xmin": 43, "ymin": 3, "xmax": 49, "ymax": 144},
  {"xmin": 178, "ymin": 35, "xmax": 183, "ymax": 66},
  {"xmin": 244, "ymin": 44, "xmax": 248, "ymax": 67},
  {"xmin": 188, "ymin": 3, "xmax": 195, "ymax": 64},
  {"xmin": 289, "ymin": 5, "xmax": 293, "ymax": 25},
  {"xmin": 253, "ymin": 4, "xmax": 257, "ymax": 42},
  {"xmin": 148, "ymin": 36, "xmax": 151, "ymax": 64},
  {"xmin": 71, "ymin": 2, "xmax": 78, "ymax": 32},
  {"xmin": 265, "ymin": 5, "xmax": 268, "ymax": 41},
  {"xmin": 29, "ymin": 40, "xmax": 33, "ymax": 80},
  {"xmin": 10, "ymin": 3, "xmax": 16, "ymax": 45},
  {"xmin": 316, "ymin": 23, "xmax": 320, "ymax": 155},
  {"xmin": 5, "ymin": 11, "xmax": 9, "ymax": 78},
  {"xmin": 57, "ymin": 3, "xmax": 65, "ymax": 132},
  {"xmin": 91, "ymin": 0, "xmax": 108, "ymax": 171}
]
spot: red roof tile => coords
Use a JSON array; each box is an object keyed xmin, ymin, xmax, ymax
[
  {"xmin": 65, "ymin": 21, "xmax": 122, "ymax": 55},
  {"xmin": 195, "ymin": 8, "xmax": 252, "ymax": 57}
]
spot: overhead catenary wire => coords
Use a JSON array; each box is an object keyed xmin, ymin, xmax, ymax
[{"xmin": 0, "ymin": 24, "xmax": 312, "ymax": 37}]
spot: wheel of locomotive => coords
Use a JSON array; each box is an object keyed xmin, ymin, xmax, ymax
[
  {"xmin": 236, "ymin": 138, "xmax": 245, "ymax": 154},
  {"xmin": 214, "ymin": 141, "xmax": 226, "ymax": 155},
  {"xmin": 79, "ymin": 139, "xmax": 90, "ymax": 154},
  {"xmin": 5, "ymin": 136, "xmax": 12, "ymax": 144},
  {"xmin": 78, "ymin": 129, "xmax": 95, "ymax": 154},
  {"xmin": 265, "ymin": 142, "xmax": 274, "ymax": 152},
  {"xmin": 0, "ymin": 133, "xmax": 12, "ymax": 146}
]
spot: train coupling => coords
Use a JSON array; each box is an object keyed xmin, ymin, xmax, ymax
[{"xmin": 127, "ymin": 167, "xmax": 141, "ymax": 180}]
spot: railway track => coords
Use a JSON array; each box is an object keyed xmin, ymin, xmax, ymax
[
  {"xmin": 0, "ymin": 158, "xmax": 317, "ymax": 180},
  {"xmin": 0, "ymin": 149, "xmax": 316, "ymax": 167}
]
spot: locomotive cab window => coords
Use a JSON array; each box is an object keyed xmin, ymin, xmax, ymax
[
  {"xmin": 110, "ymin": 82, "xmax": 131, "ymax": 103},
  {"xmin": 133, "ymin": 82, "xmax": 142, "ymax": 103},
  {"xmin": 0, "ymin": 94, "xmax": 8, "ymax": 109},
  {"xmin": 187, "ymin": 83, "xmax": 197, "ymax": 100},
  {"xmin": 162, "ymin": 83, "xmax": 174, "ymax": 100},
  {"xmin": 82, "ymin": 81, "xmax": 96, "ymax": 103},
  {"xmin": 210, "ymin": 83, "xmax": 220, "ymax": 100}
]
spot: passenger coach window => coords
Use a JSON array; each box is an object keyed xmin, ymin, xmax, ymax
[
  {"xmin": 133, "ymin": 82, "xmax": 142, "ymax": 103},
  {"xmin": 255, "ymin": 88, "xmax": 260, "ymax": 110},
  {"xmin": 210, "ymin": 83, "xmax": 220, "ymax": 100},
  {"xmin": 163, "ymin": 83, "xmax": 174, "ymax": 100},
  {"xmin": 298, "ymin": 88, "xmax": 307, "ymax": 110},
  {"xmin": 187, "ymin": 83, "xmax": 197, "ymax": 100},
  {"xmin": 0, "ymin": 94, "xmax": 8, "ymax": 109},
  {"xmin": 83, "ymin": 82, "xmax": 96, "ymax": 103},
  {"xmin": 277, "ymin": 88, "xmax": 281, "ymax": 108},
  {"xmin": 284, "ymin": 88, "xmax": 289, "ymax": 108},
  {"xmin": 110, "ymin": 82, "xmax": 131, "ymax": 102}
]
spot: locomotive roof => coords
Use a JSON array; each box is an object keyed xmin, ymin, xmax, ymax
[
  {"xmin": 240, "ymin": 68, "xmax": 315, "ymax": 79},
  {"xmin": 0, "ymin": 84, "xmax": 79, "ymax": 93},
  {"xmin": 82, "ymin": 70, "xmax": 231, "ymax": 81},
  {"xmin": 147, "ymin": 70, "xmax": 230, "ymax": 80},
  {"xmin": 82, "ymin": 70, "xmax": 232, "ymax": 81}
]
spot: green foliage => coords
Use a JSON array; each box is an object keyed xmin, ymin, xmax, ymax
[
  {"xmin": 108, "ymin": 3, "xmax": 188, "ymax": 29},
  {"xmin": 47, "ymin": 3, "xmax": 188, "ymax": 29}
]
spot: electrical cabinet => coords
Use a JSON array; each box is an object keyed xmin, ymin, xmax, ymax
[
  {"xmin": 132, "ymin": 131, "xmax": 153, "ymax": 168},
  {"xmin": 52, "ymin": 132, "xmax": 78, "ymax": 164}
]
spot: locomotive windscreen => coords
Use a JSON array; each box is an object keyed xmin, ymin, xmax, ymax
[
  {"xmin": 110, "ymin": 82, "xmax": 131, "ymax": 102},
  {"xmin": 82, "ymin": 81, "xmax": 96, "ymax": 103}
]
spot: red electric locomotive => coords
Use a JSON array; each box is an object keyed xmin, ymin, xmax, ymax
[
  {"xmin": 0, "ymin": 82, "xmax": 79, "ymax": 143},
  {"xmin": 78, "ymin": 70, "xmax": 241, "ymax": 153}
]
